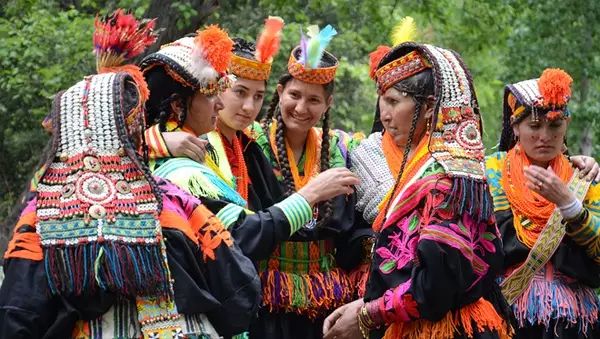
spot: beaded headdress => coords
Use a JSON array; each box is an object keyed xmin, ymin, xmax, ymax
[
  {"xmin": 504, "ymin": 68, "xmax": 573, "ymax": 124},
  {"xmin": 230, "ymin": 16, "xmax": 285, "ymax": 81},
  {"xmin": 34, "ymin": 9, "xmax": 170, "ymax": 297},
  {"xmin": 287, "ymin": 24, "xmax": 339, "ymax": 84},
  {"xmin": 374, "ymin": 41, "xmax": 492, "ymax": 222},
  {"xmin": 140, "ymin": 25, "xmax": 234, "ymax": 95}
]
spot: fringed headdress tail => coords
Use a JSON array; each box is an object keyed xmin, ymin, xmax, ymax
[
  {"xmin": 35, "ymin": 9, "xmax": 171, "ymax": 298},
  {"xmin": 287, "ymin": 24, "xmax": 339, "ymax": 84},
  {"xmin": 230, "ymin": 16, "xmax": 285, "ymax": 81},
  {"xmin": 140, "ymin": 25, "xmax": 234, "ymax": 95}
]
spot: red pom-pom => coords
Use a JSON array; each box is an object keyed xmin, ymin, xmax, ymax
[
  {"xmin": 195, "ymin": 25, "xmax": 234, "ymax": 74},
  {"xmin": 538, "ymin": 68, "xmax": 573, "ymax": 108},
  {"xmin": 369, "ymin": 45, "xmax": 391, "ymax": 80}
]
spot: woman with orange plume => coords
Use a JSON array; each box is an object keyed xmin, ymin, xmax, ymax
[
  {"xmin": 486, "ymin": 69, "xmax": 600, "ymax": 338},
  {"xmin": 0, "ymin": 11, "xmax": 259, "ymax": 338},
  {"xmin": 323, "ymin": 40, "xmax": 512, "ymax": 339}
]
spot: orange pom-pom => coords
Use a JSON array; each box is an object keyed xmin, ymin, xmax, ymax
[
  {"xmin": 195, "ymin": 25, "xmax": 234, "ymax": 74},
  {"xmin": 538, "ymin": 68, "xmax": 573, "ymax": 108},
  {"xmin": 256, "ymin": 16, "xmax": 285, "ymax": 63},
  {"xmin": 369, "ymin": 45, "xmax": 391, "ymax": 80}
]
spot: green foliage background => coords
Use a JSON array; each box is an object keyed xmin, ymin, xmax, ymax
[{"xmin": 1, "ymin": 0, "xmax": 599, "ymax": 227}]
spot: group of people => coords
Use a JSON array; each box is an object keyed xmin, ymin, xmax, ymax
[{"xmin": 0, "ymin": 9, "xmax": 599, "ymax": 339}]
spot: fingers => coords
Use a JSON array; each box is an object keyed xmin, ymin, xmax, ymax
[
  {"xmin": 182, "ymin": 148, "xmax": 202, "ymax": 163},
  {"xmin": 323, "ymin": 308, "xmax": 343, "ymax": 336}
]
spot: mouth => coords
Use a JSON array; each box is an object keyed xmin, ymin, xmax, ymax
[
  {"xmin": 236, "ymin": 114, "xmax": 253, "ymax": 121},
  {"xmin": 290, "ymin": 112, "xmax": 311, "ymax": 122}
]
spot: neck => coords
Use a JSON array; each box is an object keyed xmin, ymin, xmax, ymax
[
  {"xmin": 528, "ymin": 157, "xmax": 550, "ymax": 168},
  {"xmin": 217, "ymin": 119, "xmax": 236, "ymax": 143},
  {"xmin": 285, "ymin": 128, "xmax": 309, "ymax": 162}
]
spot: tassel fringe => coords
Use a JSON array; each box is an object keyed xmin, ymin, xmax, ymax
[
  {"xmin": 44, "ymin": 242, "xmax": 170, "ymax": 297},
  {"xmin": 383, "ymin": 298, "xmax": 512, "ymax": 339},
  {"xmin": 445, "ymin": 177, "xmax": 493, "ymax": 223},
  {"xmin": 260, "ymin": 267, "xmax": 353, "ymax": 319}
]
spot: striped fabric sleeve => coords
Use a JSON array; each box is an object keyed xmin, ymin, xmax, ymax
[
  {"xmin": 566, "ymin": 183, "xmax": 600, "ymax": 264},
  {"xmin": 144, "ymin": 124, "xmax": 171, "ymax": 160},
  {"xmin": 273, "ymin": 193, "xmax": 313, "ymax": 235},
  {"xmin": 216, "ymin": 203, "xmax": 254, "ymax": 229}
]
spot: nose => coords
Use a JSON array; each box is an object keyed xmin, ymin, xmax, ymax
[
  {"xmin": 214, "ymin": 95, "xmax": 224, "ymax": 112},
  {"xmin": 242, "ymin": 96, "xmax": 254, "ymax": 113},
  {"xmin": 295, "ymin": 99, "xmax": 308, "ymax": 114},
  {"xmin": 537, "ymin": 125, "xmax": 553, "ymax": 141}
]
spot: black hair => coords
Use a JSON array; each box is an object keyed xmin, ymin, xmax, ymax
[
  {"xmin": 144, "ymin": 66, "xmax": 195, "ymax": 132},
  {"xmin": 373, "ymin": 44, "xmax": 435, "ymax": 224},
  {"xmin": 261, "ymin": 47, "xmax": 336, "ymax": 226}
]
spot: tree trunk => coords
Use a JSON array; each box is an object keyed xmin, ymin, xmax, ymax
[{"xmin": 143, "ymin": 0, "xmax": 220, "ymax": 55}]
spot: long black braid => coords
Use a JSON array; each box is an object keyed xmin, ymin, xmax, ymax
[
  {"xmin": 379, "ymin": 100, "xmax": 422, "ymax": 225},
  {"xmin": 317, "ymin": 107, "xmax": 333, "ymax": 226},
  {"xmin": 261, "ymin": 69, "xmax": 336, "ymax": 226}
]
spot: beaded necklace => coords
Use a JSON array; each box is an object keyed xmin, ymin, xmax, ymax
[
  {"xmin": 269, "ymin": 122, "xmax": 321, "ymax": 190},
  {"xmin": 501, "ymin": 145, "xmax": 573, "ymax": 248},
  {"xmin": 372, "ymin": 133, "xmax": 430, "ymax": 231},
  {"xmin": 219, "ymin": 132, "xmax": 250, "ymax": 202}
]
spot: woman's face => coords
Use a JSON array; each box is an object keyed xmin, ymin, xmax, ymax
[
  {"xmin": 513, "ymin": 115, "xmax": 568, "ymax": 166},
  {"xmin": 218, "ymin": 78, "xmax": 266, "ymax": 131},
  {"xmin": 183, "ymin": 92, "xmax": 224, "ymax": 136},
  {"xmin": 277, "ymin": 78, "xmax": 332, "ymax": 135},
  {"xmin": 379, "ymin": 87, "xmax": 432, "ymax": 148}
]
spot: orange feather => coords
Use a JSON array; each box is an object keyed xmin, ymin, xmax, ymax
[{"xmin": 255, "ymin": 16, "xmax": 285, "ymax": 63}]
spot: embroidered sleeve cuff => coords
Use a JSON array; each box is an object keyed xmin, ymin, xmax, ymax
[
  {"xmin": 274, "ymin": 193, "xmax": 312, "ymax": 234},
  {"xmin": 216, "ymin": 203, "xmax": 253, "ymax": 229},
  {"xmin": 145, "ymin": 124, "xmax": 171, "ymax": 159}
]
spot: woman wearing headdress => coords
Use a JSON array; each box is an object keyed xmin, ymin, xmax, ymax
[
  {"xmin": 0, "ymin": 10, "xmax": 259, "ymax": 338},
  {"xmin": 323, "ymin": 39, "xmax": 513, "ymax": 338},
  {"xmin": 237, "ymin": 24, "xmax": 370, "ymax": 338},
  {"xmin": 485, "ymin": 69, "xmax": 600, "ymax": 338},
  {"xmin": 141, "ymin": 18, "xmax": 355, "ymax": 264}
]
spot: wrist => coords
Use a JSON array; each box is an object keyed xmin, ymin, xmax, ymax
[
  {"xmin": 559, "ymin": 199, "xmax": 583, "ymax": 220},
  {"xmin": 297, "ymin": 187, "xmax": 318, "ymax": 206}
]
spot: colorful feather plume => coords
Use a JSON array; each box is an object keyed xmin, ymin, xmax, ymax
[
  {"xmin": 369, "ymin": 45, "xmax": 392, "ymax": 80},
  {"xmin": 300, "ymin": 24, "xmax": 337, "ymax": 69},
  {"xmin": 194, "ymin": 25, "xmax": 234, "ymax": 75},
  {"xmin": 390, "ymin": 16, "xmax": 417, "ymax": 46},
  {"xmin": 93, "ymin": 9, "xmax": 158, "ymax": 71},
  {"xmin": 538, "ymin": 68, "xmax": 573, "ymax": 108},
  {"xmin": 255, "ymin": 16, "xmax": 285, "ymax": 63}
]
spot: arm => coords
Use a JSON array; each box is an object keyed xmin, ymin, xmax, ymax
[{"xmin": 565, "ymin": 183, "xmax": 600, "ymax": 264}]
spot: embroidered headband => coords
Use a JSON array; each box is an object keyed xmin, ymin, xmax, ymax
[
  {"xmin": 505, "ymin": 68, "xmax": 573, "ymax": 124},
  {"xmin": 141, "ymin": 25, "xmax": 234, "ymax": 95},
  {"xmin": 230, "ymin": 16, "xmax": 285, "ymax": 81},
  {"xmin": 287, "ymin": 24, "xmax": 339, "ymax": 84},
  {"xmin": 368, "ymin": 17, "xmax": 431, "ymax": 95}
]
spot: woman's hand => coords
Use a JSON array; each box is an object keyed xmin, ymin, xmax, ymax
[
  {"xmin": 162, "ymin": 131, "xmax": 208, "ymax": 162},
  {"xmin": 524, "ymin": 165, "xmax": 575, "ymax": 206},
  {"xmin": 323, "ymin": 299, "xmax": 364, "ymax": 339},
  {"xmin": 570, "ymin": 155, "xmax": 600, "ymax": 182},
  {"xmin": 298, "ymin": 168, "xmax": 359, "ymax": 206}
]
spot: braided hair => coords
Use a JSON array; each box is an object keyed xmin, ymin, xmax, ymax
[
  {"xmin": 375, "ymin": 45, "xmax": 434, "ymax": 223},
  {"xmin": 144, "ymin": 66, "xmax": 194, "ymax": 132},
  {"xmin": 261, "ymin": 47, "xmax": 336, "ymax": 226}
]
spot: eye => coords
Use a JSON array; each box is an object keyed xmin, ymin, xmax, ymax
[
  {"xmin": 234, "ymin": 89, "xmax": 246, "ymax": 98},
  {"xmin": 550, "ymin": 122, "xmax": 562, "ymax": 129},
  {"xmin": 289, "ymin": 91, "xmax": 300, "ymax": 99},
  {"xmin": 385, "ymin": 97, "xmax": 398, "ymax": 106},
  {"xmin": 310, "ymin": 98, "xmax": 321, "ymax": 104},
  {"xmin": 254, "ymin": 94, "xmax": 264, "ymax": 101},
  {"xmin": 528, "ymin": 123, "xmax": 540, "ymax": 130}
]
